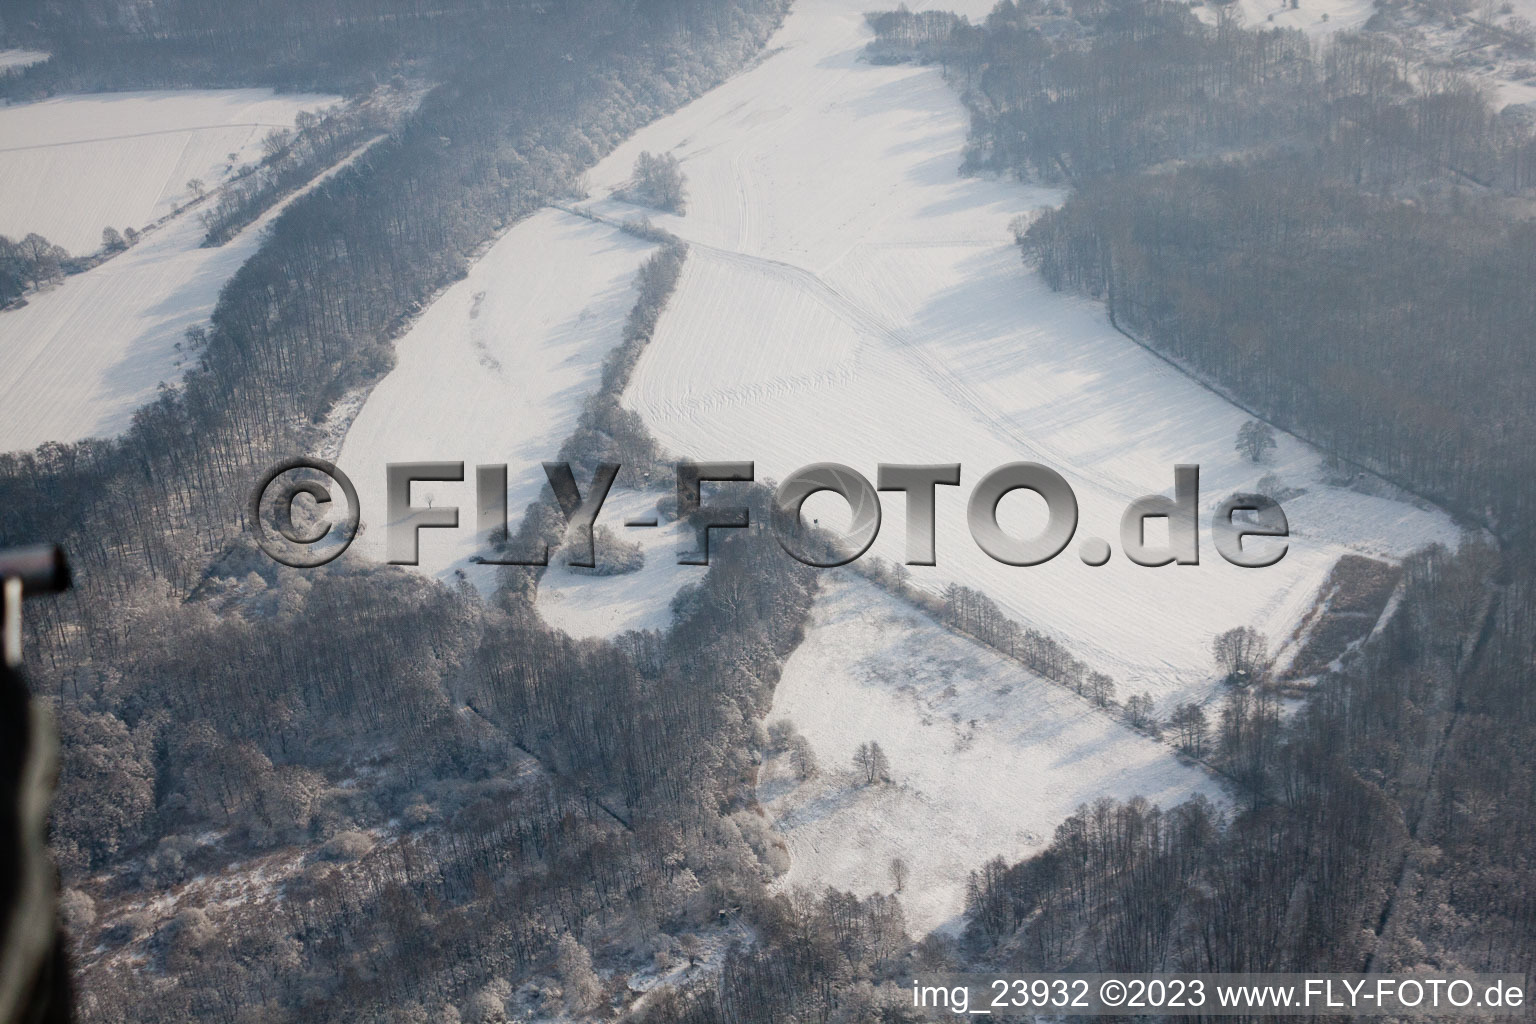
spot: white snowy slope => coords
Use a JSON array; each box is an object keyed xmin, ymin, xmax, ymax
[
  {"xmin": 0, "ymin": 135, "xmax": 376, "ymax": 452},
  {"xmin": 0, "ymin": 89, "xmax": 336, "ymax": 254},
  {"xmin": 318, "ymin": 0, "xmax": 1280, "ymax": 934},
  {"xmin": 762, "ymin": 571, "xmax": 1222, "ymax": 936},
  {"xmin": 568, "ymin": 0, "xmax": 1462, "ymax": 708},
  {"xmin": 333, "ymin": 211, "xmax": 660, "ymax": 597}
]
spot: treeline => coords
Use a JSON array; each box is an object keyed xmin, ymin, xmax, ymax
[
  {"xmin": 863, "ymin": 6, "xmax": 981, "ymax": 67},
  {"xmin": 888, "ymin": 2, "xmax": 1535, "ymax": 189},
  {"xmin": 55, "ymin": 171, "xmax": 820, "ymax": 1022},
  {"xmin": 65, "ymin": 503, "xmax": 818, "ymax": 1022},
  {"xmin": 199, "ymin": 95, "xmax": 393, "ymax": 246},
  {"xmin": 1415, "ymin": 566, "xmax": 1536, "ymax": 979},
  {"xmin": 934, "ymin": 580, "xmax": 1114, "ymax": 700},
  {"xmin": 0, "ymin": 0, "xmax": 813, "ymax": 1018},
  {"xmin": 52, "ymin": 207, "xmax": 892, "ymax": 1021},
  {"xmin": 636, "ymin": 888, "xmax": 920, "ymax": 1023},
  {"xmin": 561, "ymin": 239, "xmax": 688, "ymax": 489},
  {"xmin": 859, "ymin": 562, "xmax": 1120, "ymax": 708}
]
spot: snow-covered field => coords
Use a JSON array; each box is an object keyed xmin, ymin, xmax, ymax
[
  {"xmin": 566, "ymin": 0, "xmax": 1462, "ymax": 708},
  {"xmin": 0, "ymin": 89, "xmax": 335, "ymax": 254},
  {"xmin": 762, "ymin": 572, "xmax": 1221, "ymax": 935},
  {"xmin": 317, "ymin": 0, "xmax": 1459, "ymax": 928},
  {"xmin": 0, "ymin": 135, "xmax": 375, "ymax": 452},
  {"xmin": 333, "ymin": 211, "xmax": 660, "ymax": 596}
]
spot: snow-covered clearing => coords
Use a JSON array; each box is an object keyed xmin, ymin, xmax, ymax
[
  {"xmin": 334, "ymin": 211, "xmax": 660, "ymax": 596},
  {"xmin": 1220, "ymin": 0, "xmax": 1377, "ymax": 39},
  {"xmin": 0, "ymin": 89, "xmax": 336, "ymax": 254},
  {"xmin": 0, "ymin": 208, "xmax": 243, "ymax": 450},
  {"xmin": 535, "ymin": 489, "xmax": 691, "ymax": 638},
  {"xmin": 0, "ymin": 49, "xmax": 48, "ymax": 73},
  {"xmin": 761, "ymin": 571, "xmax": 1221, "ymax": 935},
  {"xmin": 561, "ymin": 0, "xmax": 1463, "ymax": 709},
  {"xmin": 0, "ymin": 135, "xmax": 378, "ymax": 452}
]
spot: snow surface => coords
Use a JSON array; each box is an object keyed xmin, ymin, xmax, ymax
[
  {"xmin": 0, "ymin": 136, "xmax": 378, "ymax": 452},
  {"xmin": 565, "ymin": 0, "xmax": 1463, "ymax": 707},
  {"xmin": 0, "ymin": 49, "xmax": 48, "ymax": 73},
  {"xmin": 762, "ymin": 571, "xmax": 1221, "ymax": 936},
  {"xmin": 1217, "ymin": 0, "xmax": 1536, "ymax": 106},
  {"xmin": 1225, "ymin": 0, "xmax": 1377, "ymax": 39},
  {"xmin": 0, "ymin": 204, "xmax": 249, "ymax": 450},
  {"xmin": 0, "ymin": 89, "xmax": 336, "ymax": 254},
  {"xmin": 535, "ymin": 489, "xmax": 691, "ymax": 638},
  {"xmin": 333, "ymin": 211, "xmax": 660, "ymax": 595}
]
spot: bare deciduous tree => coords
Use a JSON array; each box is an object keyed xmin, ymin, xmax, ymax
[
  {"xmin": 789, "ymin": 735, "xmax": 819, "ymax": 780},
  {"xmin": 1236, "ymin": 420, "xmax": 1277, "ymax": 463},
  {"xmin": 1213, "ymin": 626, "xmax": 1270, "ymax": 684},
  {"xmin": 854, "ymin": 741, "xmax": 890, "ymax": 784},
  {"xmin": 1170, "ymin": 702, "xmax": 1209, "ymax": 756}
]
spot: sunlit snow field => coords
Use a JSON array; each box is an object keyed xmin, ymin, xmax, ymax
[
  {"xmin": 0, "ymin": 0, "xmax": 1491, "ymax": 961},
  {"xmin": 0, "ymin": 49, "xmax": 48, "ymax": 74},
  {"xmin": 325, "ymin": 1, "xmax": 1459, "ymax": 698},
  {"xmin": 0, "ymin": 90, "xmax": 336, "ymax": 254},
  {"xmin": 535, "ymin": 490, "xmax": 691, "ymax": 637},
  {"xmin": 1223, "ymin": 0, "xmax": 1376, "ymax": 39}
]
